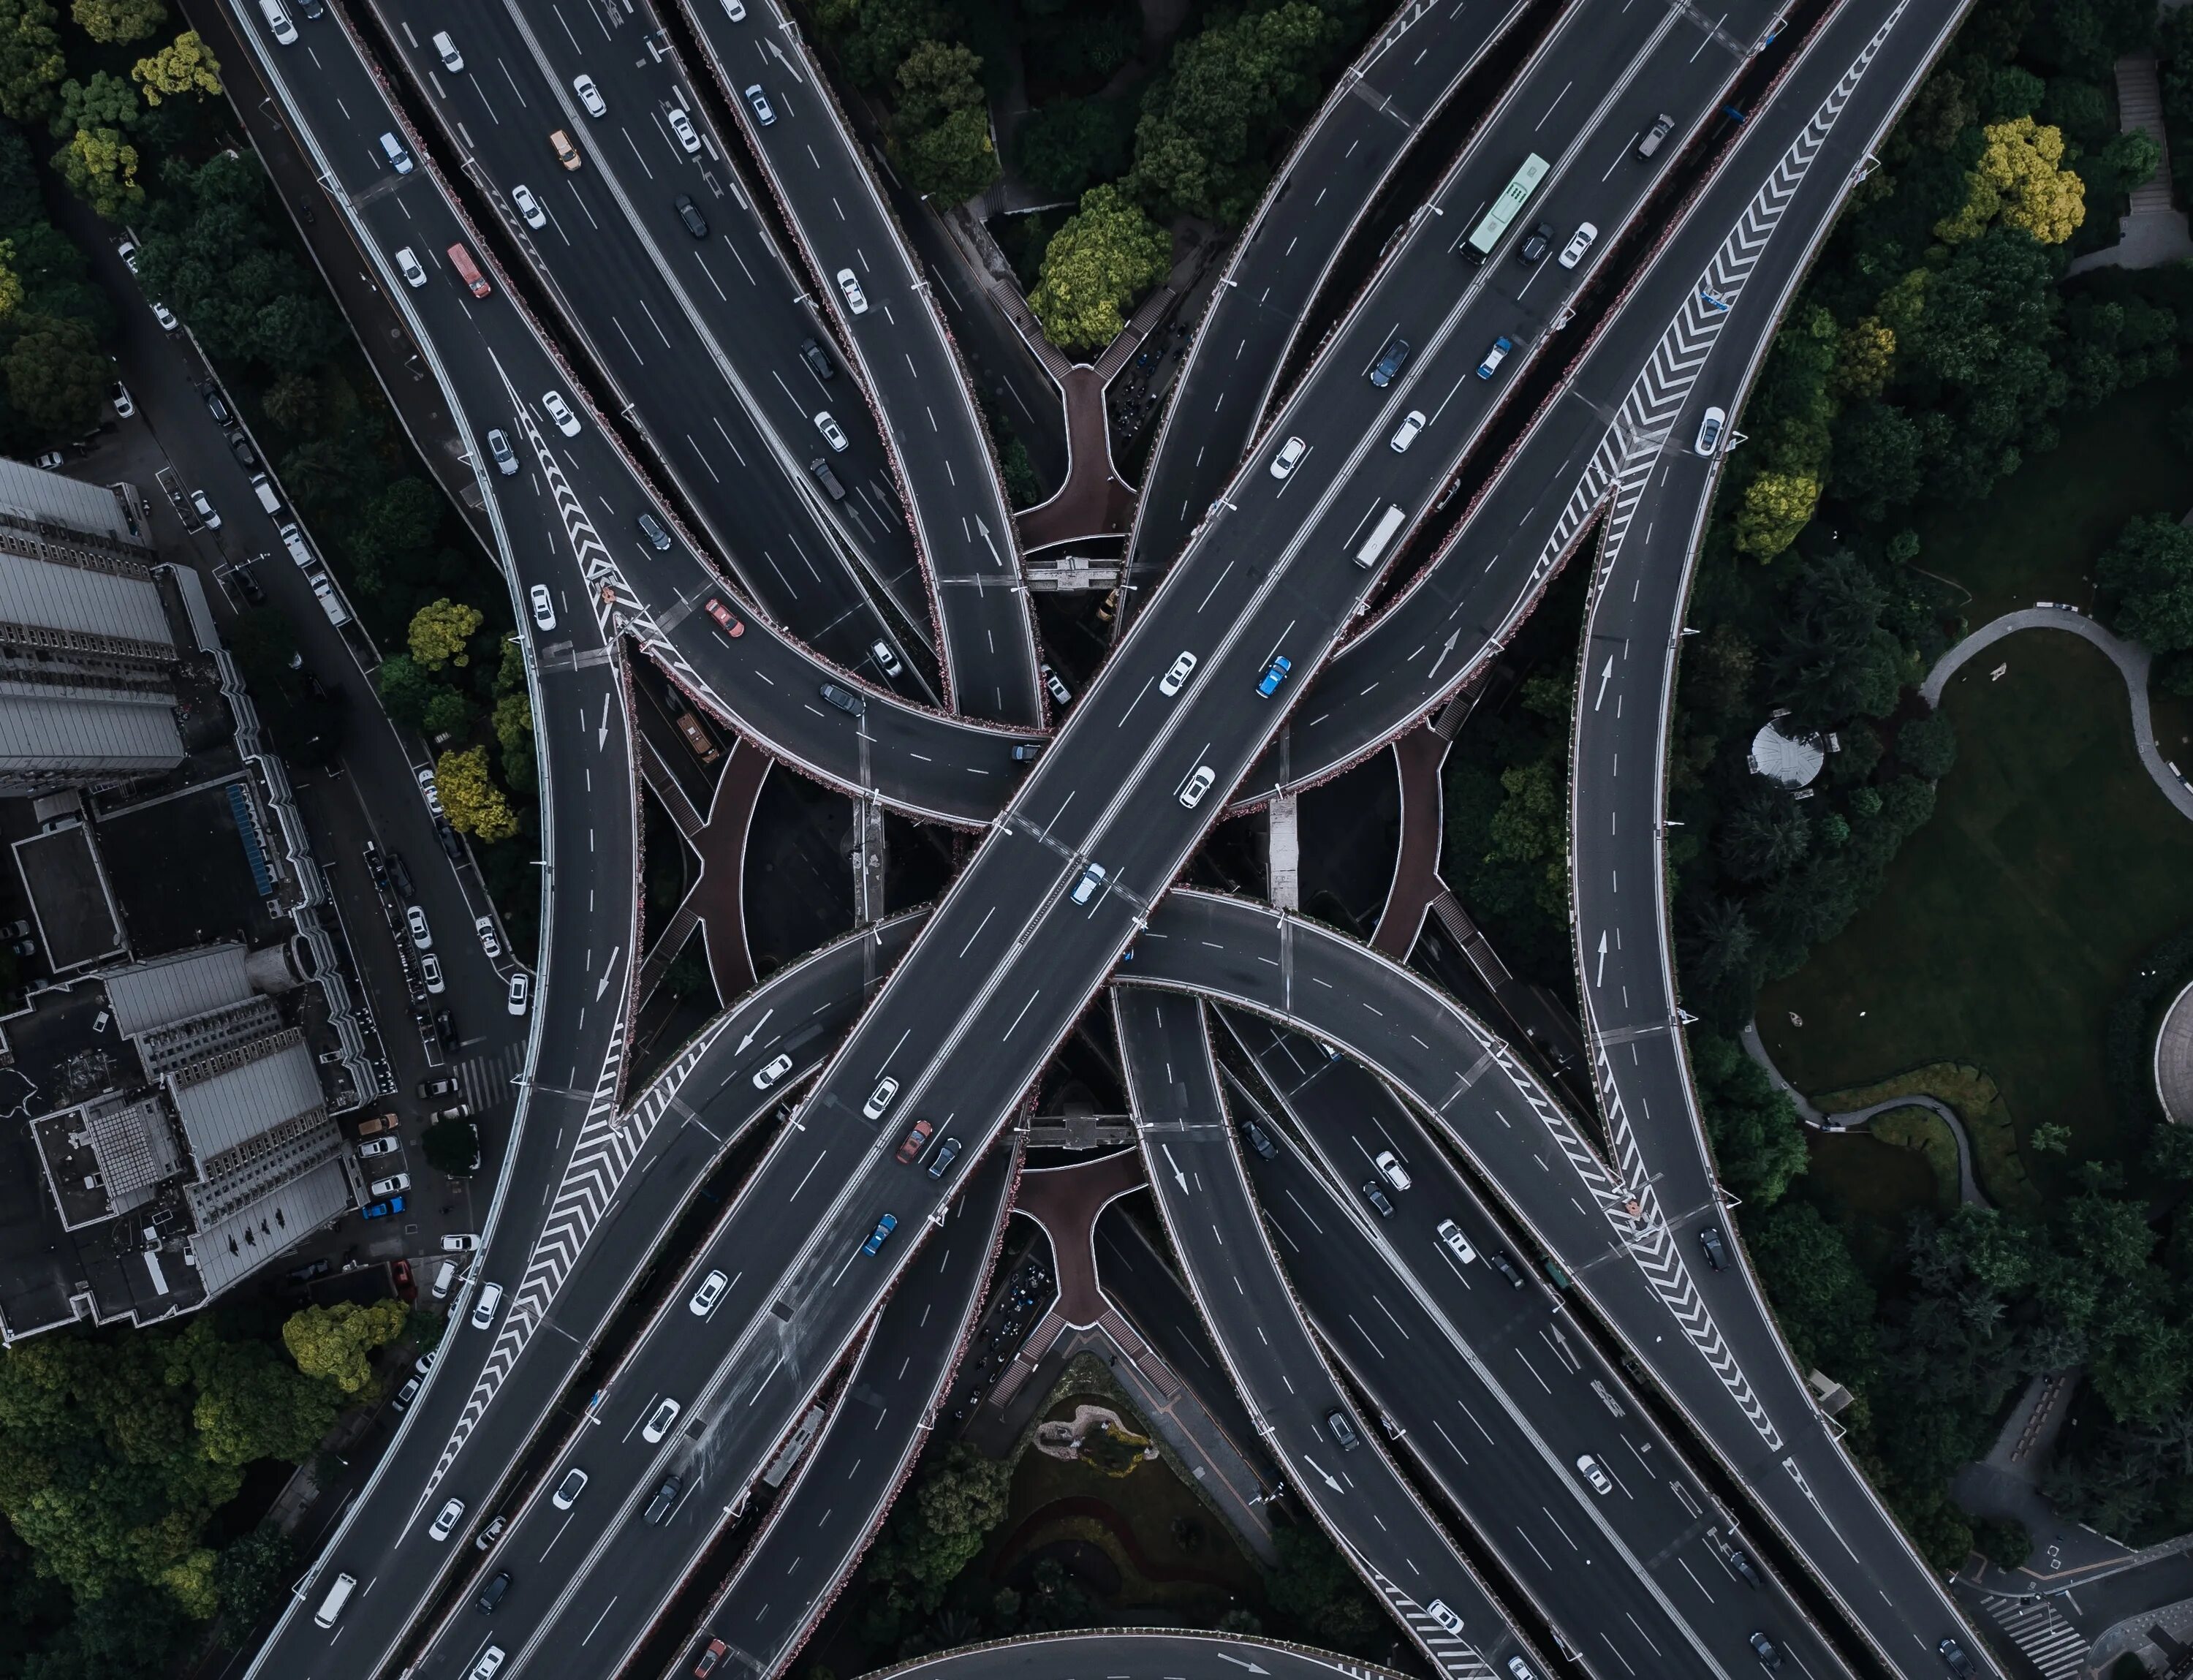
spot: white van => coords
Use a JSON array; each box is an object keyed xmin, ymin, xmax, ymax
[
  {"xmin": 249, "ymin": 474, "xmax": 280, "ymax": 515},
  {"xmin": 431, "ymin": 31, "xmax": 463, "ymax": 72},
  {"xmin": 314, "ymin": 1571, "xmax": 357, "ymax": 1627},
  {"xmin": 471, "ymin": 1281, "xmax": 504, "ymax": 1329},
  {"xmin": 259, "ymin": 0, "xmax": 298, "ymax": 44},
  {"xmin": 431, "ymin": 1258, "xmax": 458, "ymax": 1300},
  {"xmin": 279, "ymin": 521, "xmax": 314, "ymax": 568},
  {"xmin": 308, "ymin": 570, "xmax": 349, "ymax": 627}
]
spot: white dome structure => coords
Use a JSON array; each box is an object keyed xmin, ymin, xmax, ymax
[{"xmin": 1747, "ymin": 719, "xmax": 1825, "ymax": 789}]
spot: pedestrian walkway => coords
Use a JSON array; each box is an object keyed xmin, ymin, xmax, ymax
[
  {"xmin": 2065, "ymin": 52, "xmax": 2193, "ymax": 276},
  {"xmin": 1980, "ymin": 1594, "xmax": 2091, "ymax": 1680},
  {"xmin": 1920, "ymin": 604, "xmax": 2193, "ymax": 822},
  {"xmin": 1371, "ymin": 727, "xmax": 1451, "ymax": 957},
  {"xmin": 452, "ymin": 1040, "xmax": 523, "ymax": 1115}
]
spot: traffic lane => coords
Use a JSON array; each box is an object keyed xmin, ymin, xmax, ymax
[
  {"xmin": 1248, "ymin": 1131, "xmax": 1757, "ymax": 1680},
  {"xmin": 346, "ymin": 0, "xmax": 924, "ymax": 683},
  {"xmin": 685, "ymin": 0, "xmax": 1043, "ymax": 726},
  {"xmin": 258, "ymin": 914, "xmax": 921, "ymax": 1680},
  {"xmin": 431, "ymin": 0, "xmax": 935, "ymax": 654},
  {"xmin": 1129, "ymin": 0, "xmax": 1541, "ymax": 586},
  {"xmin": 1116, "ymin": 987, "xmax": 1533, "ymax": 1678},
  {"xmin": 572, "ymin": 1143, "xmax": 1018, "ymax": 1680},
  {"xmin": 1123, "ymin": 890, "xmax": 1985, "ymax": 1676},
  {"xmin": 1235, "ymin": 1032, "xmax": 1844, "ymax": 1680},
  {"xmin": 879, "ymin": 1632, "xmax": 1415, "ymax": 1680}
]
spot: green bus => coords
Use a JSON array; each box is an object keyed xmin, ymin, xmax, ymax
[{"xmin": 1461, "ymin": 153, "xmax": 1551, "ymax": 263}]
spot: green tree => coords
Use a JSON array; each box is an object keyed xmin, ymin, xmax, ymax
[
  {"xmin": 407, "ymin": 597, "xmax": 483, "ymax": 669},
  {"xmin": 50, "ymin": 125, "xmax": 143, "ymax": 218},
  {"xmin": 72, "ymin": 0, "xmax": 163, "ymax": 40},
  {"xmin": 263, "ymin": 369, "xmax": 321, "ymax": 436},
  {"xmin": 2090, "ymin": 127, "xmax": 2164, "ymax": 197},
  {"xmin": 1749, "ymin": 1201, "xmax": 1878, "ymax": 1380},
  {"xmin": 1935, "ymin": 117, "xmax": 2085, "ymax": 244},
  {"xmin": 1829, "ymin": 400, "xmax": 1922, "ymax": 520},
  {"xmin": 1898, "ymin": 711, "xmax": 1958, "ymax": 779},
  {"xmin": 280, "ymin": 1300, "xmax": 409, "ymax": 1396},
  {"xmin": 50, "ymin": 70, "xmax": 140, "ymax": 137},
  {"xmin": 1266, "ymin": 1524, "xmax": 1382, "ymax": 1651},
  {"xmin": 0, "ymin": 0, "xmax": 64, "ymax": 124},
  {"xmin": 213, "ymin": 1526, "xmax": 292, "ymax": 1638},
  {"xmin": 903, "ymin": 105, "xmax": 999, "ymax": 203},
  {"xmin": 420, "ymin": 1117, "xmax": 480, "ymax": 1176},
  {"xmin": 5, "ymin": 313, "xmax": 108, "ymax": 433},
  {"xmin": 131, "ymin": 29, "xmax": 220, "ymax": 105},
  {"xmin": 1719, "ymin": 788, "xmax": 1810, "ymax": 883},
  {"xmin": 1028, "ymin": 185, "xmax": 1170, "ymax": 353},
  {"xmin": 1482, "ymin": 755, "xmax": 1567, "ymax": 916},
  {"xmin": 1015, "ymin": 97, "xmax": 1135, "ymax": 200},
  {"xmin": 179, "ymin": 1331, "xmax": 339, "ymax": 1467},
  {"xmin": 492, "ymin": 691, "xmax": 532, "ymax": 754},
  {"xmin": 895, "ymin": 39, "xmax": 981, "ymax": 129},
  {"xmin": 420, "ymin": 688, "xmax": 474, "ymax": 740},
  {"xmin": 375, "ymin": 654, "xmax": 438, "ymax": 730},
  {"xmin": 1768, "ymin": 550, "xmax": 1908, "ymax": 727},
  {"xmin": 435, "ymin": 744, "xmax": 518, "ymax": 841},
  {"xmin": 817, "ymin": 0, "xmax": 947, "ymax": 88},
  {"xmin": 1732, "ymin": 468, "xmax": 1820, "ymax": 560},
  {"xmin": 865, "ymin": 1442, "xmax": 1010, "ymax": 1609},
  {"xmin": 2099, "ymin": 512, "xmax": 2193, "ymax": 652},
  {"xmin": 1691, "ymin": 1030, "xmax": 1807, "ymax": 1205}
]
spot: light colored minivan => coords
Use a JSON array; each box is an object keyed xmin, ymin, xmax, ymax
[
  {"xmin": 431, "ymin": 30, "xmax": 463, "ymax": 72},
  {"xmin": 431, "ymin": 1258, "xmax": 458, "ymax": 1299},
  {"xmin": 259, "ymin": 0, "xmax": 298, "ymax": 44},
  {"xmin": 314, "ymin": 1571, "xmax": 357, "ymax": 1627},
  {"xmin": 470, "ymin": 1281, "xmax": 504, "ymax": 1329},
  {"xmin": 249, "ymin": 474, "xmax": 280, "ymax": 515}
]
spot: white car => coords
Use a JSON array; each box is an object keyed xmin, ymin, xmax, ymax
[
  {"xmin": 406, "ymin": 904, "xmax": 433, "ymax": 950},
  {"xmin": 814, "ymin": 410, "xmax": 848, "ymax": 453},
  {"xmin": 1160, "ymin": 651, "xmax": 1197, "ymax": 696},
  {"xmin": 1176, "ymin": 765, "xmax": 1216, "ymax": 808},
  {"xmin": 1374, "ymin": 1149, "xmax": 1411, "ymax": 1192},
  {"xmin": 396, "ymin": 246, "xmax": 428, "ymax": 287},
  {"xmin": 745, "ymin": 83, "xmax": 776, "ymax": 125},
  {"xmin": 667, "ymin": 107, "xmax": 701, "ymax": 154},
  {"xmin": 1389, "ymin": 409, "xmax": 1425, "ymax": 453},
  {"xmin": 642, "ymin": 1397, "xmax": 681, "ymax": 1444},
  {"xmin": 417, "ymin": 765, "xmax": 443, "ymax": 815},
  {"xmin": 572, "ymin": 73, "xmax": 606, "ymax": 118},
  {"xmin": 542, "ymin": 390, "xmax": 580, "ymax": 436},
  {"xmin": 429, "ymin": 1497, "xmax": 466, "ymax": 1542},
  {"xmin": 488, "ymin": 428, "xmax": 517, "ymax": 474},
  {"xmin": 470, "ymin": 1281, "xmax": 504, "ymax": 1328},
  {"xmin": 863, "ymin": 1077, "xmax": 900, "ymax": 1121},
  {"xmin": 507, "ymin": 973, "xmax": 529, "ymax": 1016},
  {"xmin": 107, "ymin": 380, "xmax": 133, "ymax": 417},
  {"xmin": 189, "ymin": 488, "xmax": 221, "ymax": 529},
  {"xmin": 689, "ymin": 1269, "xmax": 728, "ymax": 1316},
  {"xmin": 420, "ymin": 952, "xmax": 444, "ymax": 994},
  {"xmin": 551, "ymin": 1468, "xmax": 588, "ymax": 1510},
  {"xmin": 475, "ymin": 915, "xmax": 501, "ymax": 957},
  {"xmin": 835, "ymin": 267, "xmax": 867, "ymax": 314},
  {"xmin": 512, "ymin": 183, "xmax": 545, "ymax": 230},
  {"xmin": 1556, "ymin": 222, "xmax": 1599, "ymax": 270},
  {"xmin": 1071, "ymin": 861, "xmax": 1107, "ymax": 906},
  {"xmin": 722, "ymin": 0, "xmax": 747, "ymax": 14},
  {"xmin": 752, "ymin": 1052, "xmax": 792, "ymax": 1090},
  {"xmin": 1576, "ymin": 1453, "xmax": 1613, "ymax": 1494},
  {"xmin": 1694, "ymin": 405, "xmax": 1727, "ymax": 457},
  {"xmin": 1269, "ymin": 436, "xmax": 1306, "ymax": 479},
  {"xmin": 152, "ymin": 301, "xmax": 178, "ymax": 331},
  {"xmin": 529, "ymin": 583, "xmax": 556, "ymax": 630},
  {"xmin": 442, "ymin": 1233, "xmax": 480, "ymax": 1252},
  {"xmin": 1436, "ymin": 1218, "xmax": 1477, "ymax": 1264},
  {"xmin": 115, "ymin": 238, "xmax": 137, "ymax": 273},
  {"xmin": 357, "ymin": 1135, "xmax": 400, "ymax": 1159},
  {"xmin": 368, "ymin": 1172, "xmax": 410, "ymax": 1198}
]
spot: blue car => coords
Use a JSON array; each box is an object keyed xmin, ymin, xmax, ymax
[
  {"xmin": 1477, "ymin": 336, "xmax": 1514, "ymax": 379},
  {"xmin": 1257, "ymin": 655, "xmax": 1292, "ymax": 697},
  {"xmin": 362, "ymin": 1195, "xmax": 406, "ymax": 1220},
  {"xmin": 861, "ymin": 1213, "xmax": 899, "ymax": 1256}
]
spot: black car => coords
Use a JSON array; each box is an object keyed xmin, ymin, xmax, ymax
[
  {"xmin": 229, "ymin": 431, "xmax": 259, "ymax": 469},
  {"xmin": 645, "ymin": 1476, "xmax": 681, "ymax": 1525},
  {"xmin": 1010, "ymin": 741, "xmax": 1042, "ymax": 763},
  {"xmin": 1368, "ymin": 336, "xmax": 1411, "ymax": 388},
  {"xmin": 434, "ymin": 1010, "xmax": 458, "ymax": 1051},
  {"xmin": 819, "ymin": 681, "xmax": 866, "ymax": 716},
  {"xmin": 925, "ymin": 1135, "xmax": 964, "ymax": 1179},
  {"xmin": 286, "ymin": 1256, "xmax": 332, "ymax": 1284},
  {"xmin": 1698, "ymin": 1225, "xmax": 1730, "ymax": 1270},
  {"xmin": 675, "ymin": 194, "xmax": 709, "ymax": 239},
  {"xmin": 1938, "ymin": 1639, "xmax": 1974, "ymax": 1678},
  {"xmin": 436, "ymin": 820, "xmax": 465, "ymax": 863},
  {"xmin": 1727, "ymin": 1545, "xmax": 1762, "ymax": 1587},
  {"xmin": 1241, "ymin": 1119, "xmax": 1277, "ymax": 1160},
  {"xmin": 387, "ymin": 851, "xmax": 414, "ymax": 899},
  {"xmin": 202, "ymin": 385, "xmax": 232, "ymax": 425},
  {"xmin": 230, "ymin": 566, "xmax": 265, "ymax": 605},
  {"xmin": 477, "ymin": 1570, "xmax": 511, "ymax": 1613},
  {"xmin": 1748, "ymin": 1632, "xmax": 1782, "ymax": 1671},
  {"xmin": 1326, "ymin": 1408, "xmax": 1361, "ymax": 1451},
  {"xmin": 798, "ymin": 337, "xmax": 836, "ymax": 380},
  {"xmin": 1518, "ymin": 221, "xmax": 1554, "ymax": 263},
  {"xmin": 1489, "ymin": 1249, "xmax": 1526, "ymax": 1288},
  {"xmin": 1360, "ymin": 1181, "xmax": 1394, "ymax": 1217}
]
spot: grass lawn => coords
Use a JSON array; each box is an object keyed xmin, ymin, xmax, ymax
[
  {"xmin": 1760, "ymin": 632, "xmax": 2193, "ymax": 1193},
  {"xmin": 1916, "ymin": 374, "xmax": 2193, "ymax": 627},
  {"xmin": 1803, "ymin": 1128, "xmax": 1939, "ymax": 1281}
]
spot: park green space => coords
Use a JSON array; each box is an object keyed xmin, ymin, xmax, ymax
[
  {"xmin": 1760, "ymin": 631, "xmax": 2193, "ymax": 1193},
  {"xmin": 1916, "ymin": 373, "xmax": 2193, "ymax": 626}
]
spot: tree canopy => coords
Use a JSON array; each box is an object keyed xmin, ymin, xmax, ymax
[{"xmin": 1027, "ymin": 184, "xmax": 1169, "ymax": 353}]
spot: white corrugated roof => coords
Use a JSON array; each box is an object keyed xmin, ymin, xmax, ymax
[
  {"xmin": 192, "ymin": 1155, "xmax": 353, "ymax": 1295},
  {"xmin": 0, "ymin": 459, "xmax": 145, "ymax": 545},
  {"xmin": 103, "ymin": 945, "xmax": 253, "ymax": 1038},
  {"xmin": 0, "ymin": 684, "xmax": 182, "ymax": 773},
  {"xmin": 171, "ymin": 1037, "xmax": 325, "ymax": 1159},
  {"xmin": 1748, "ymin": 721, "xmax": 1825, "ymax": 789},
  {"xmin": 0, "ymin": 550, "xmax": 170, "ymax": 645}
]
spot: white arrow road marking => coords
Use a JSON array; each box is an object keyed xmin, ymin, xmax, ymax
[{"xmin": 735, "ymin": 1008, "xmax": 773, "ymax": 1055}]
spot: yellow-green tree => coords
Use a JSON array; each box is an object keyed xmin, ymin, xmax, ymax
[
  {"xmin": 279, "ymin": 1300, "xmax": 409, "ymax": 1396},
  {"xmin": 73, "ymin": 0, "xmax": 164, "ymax": 41},
  {"xmin": 1934, "ymin": 116, "xmax": 2084, "ymax": 246},
  {"xmin": 132, "ymin": 29, "xmax": 220, "ymax": 105},
  {"xmin": 51, "ymin": 125, "xmax": 142, "ymax": 218},
  {"xmin": 1830, "ymin": 317, "xmax": 1895, "ymax": 400},
  {"xmin": 159, "ymin": 1545, "xmax": 220, "ymax": 1617},
  {"xmin": 436, "ymin": 745, "xmax": 519, "ymax": 841},
  {"xmin": 406, "ymin": 597, "xmax": 482, "ymax": 669},
  {"xmin": 1028, "ymin": 184, "xmax": 1170, "ymax": 355},
  {"xmin": 0, "ymin": 0, "xmax": 64, "ymax": 125},
  {"xmin": 0, "ymin": 240, "xmax": 23, "ymax": 320},
  {"xmin": 1733, "ymin": 469, "xmax": 1821, "ymax": 560}
]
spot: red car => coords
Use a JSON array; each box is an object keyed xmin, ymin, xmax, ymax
[
  {"xmin": 704, "ymin": 597, "xmax": 744, "ymax": 637},
  {"xmin": 695, "ymin": 1638, "xmax": 728, "ymax": 1677},
  {"xmin": 895, "ymin": 1119, "xmax": 935, "ymax": 1165}
]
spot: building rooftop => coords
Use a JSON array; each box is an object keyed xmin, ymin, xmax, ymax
[
  {"xmin": 0, "ymin": 548, "xmax": 170, "ymax": 647},
  {"xmin": 102, "ymin": 942, "xmax": 251, "ymax": 1037},
  {"xmin": 12, "ymin": 821, "xmax": 126, "ymax": 972},
  {"xmin": 168, "ymin": 1029, "xmax": 325, "ymax": 1160}
]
